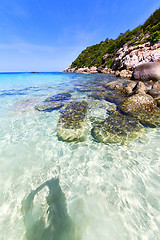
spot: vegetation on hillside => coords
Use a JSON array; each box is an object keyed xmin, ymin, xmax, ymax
[{"xmin": 71, "ymin": 8, "xmax": 160, "ymax": 69}]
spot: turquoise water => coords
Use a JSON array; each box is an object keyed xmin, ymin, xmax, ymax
[{"xmin": 0, "ymin": 72, "xmax": 160, "ymax": 240}]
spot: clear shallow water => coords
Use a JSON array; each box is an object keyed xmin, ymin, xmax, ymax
[{"xmin": 0, "ymin": 72, "xmax": 160, "ymax": 240}]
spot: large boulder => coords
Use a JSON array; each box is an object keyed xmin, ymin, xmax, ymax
[
  {"xmin": 119, "ymin": 93, "xmax": 160, "ymax": 127},
  {"xmin": 119, "ymin": 94, "xmax": 156, "ymax": 115},
  {"xmin": 132, "ymin": 62, "xmax": 160, "ymax": 81},
  {"xmin": 57, "ymin": 101, "xmax": 89, "ymax": 142},
  {"xmin": 91, "ymin": 112, "xmax": 144, "ymax": 144}
]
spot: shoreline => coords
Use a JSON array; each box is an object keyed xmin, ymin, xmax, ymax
[{"xmin": 64, "ymin": 41, "xmax": 160, "ymax": 79}]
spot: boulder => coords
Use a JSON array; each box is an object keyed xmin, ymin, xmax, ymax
[
  {"xmin": 152, "ymin": 80, "xmax": 160, "ymax": 89},
  {"xmin": 119, "ymin": 94, "xmax": 156, "ymax": 115},
  {"xmin": 119, "ymin": 69, "xmax": 132, "ymax": 78},
  {"xmin": 45, "ymin": 93, "xmax": 71, "ymax": 102},
  {"xmin": 35, "ymin": 102, "xmax": 64, "ymax": 111},
  {"xmin": 122, "ymin": 81, "xmax": 137, "ymax": 96},
  {"xmin": 92, "ymin": 112, "xmax": 144, "ymax": 144},
  {"xmin": 132, "ymin": 62, "xmax": 160, "ymax": 81},
  {"xmin": 119, "ymin": 93, "xmax": 160, "ymax": 127},
  {"xmin": 103, "ymin": 81, "xmax": 122, "ymax": 90},
  {"xmin": 147, "ymin": 88, "xmax": 160, "ymax": 98},
  {"xmin": 134, "ymin": 81, "xmax": 147, "ymax": 94},
  {"xmin": 57, "ymin": 101, "xmax": 89, "ymax": 142},
  {"xmin": 97, "ymin": 66, "xmax": 104, "ymax": 73}
]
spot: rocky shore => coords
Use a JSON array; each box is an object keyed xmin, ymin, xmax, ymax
[
  {"xmin": 14, "ymin": 60, "xmax": 160, "ymax": 145},
  {"xmin": 64, "ymin": 41, "xmax": 160, "ymax": 79}
]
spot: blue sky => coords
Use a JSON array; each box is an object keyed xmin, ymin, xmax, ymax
[{"xmin": 0, "ymin": 0, "xmax": 159, "ymax": 72}]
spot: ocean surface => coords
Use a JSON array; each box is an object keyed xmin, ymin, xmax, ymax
[{"xmin": 0, "ymin": 72, "xmax": 159, "ymax": 240}]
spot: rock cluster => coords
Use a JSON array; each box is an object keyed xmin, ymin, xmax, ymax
[
  {"xmin": 56, "ymin": 72, "xmax": 160, "ymax": 143},
  {"xmin": 19, "ymin": 68, "xmax": 160, "ymax": 144},
  {"xmin": 112, "ymin": 42, "xmax": 160, "ymax": 71},
  {"xmin": 64, "ymin": 42, "xmax": 160, "ymax": 78}
]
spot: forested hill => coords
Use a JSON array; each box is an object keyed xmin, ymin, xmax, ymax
[{"xmin": 70, "ymin": 8, "xmax": 160, "ymax": 70}]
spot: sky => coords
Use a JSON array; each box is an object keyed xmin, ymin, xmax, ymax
[{"xmin": 0, "ymin": 0, "xmax": 159, "ymax": 72}]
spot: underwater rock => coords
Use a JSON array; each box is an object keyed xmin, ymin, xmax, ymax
[
  {"xmin": 45, "ymin": 93, "xmax": 71, "ymax": 102},
  {"xmin": 89, "ymin": 89, "xmax": 127, "ymax": 105},
  {"xmin": 102, "ymin": 80, "xmax": 122, "ymax": 90},
  {"xmin": 75, "ymin": 85, "xmax": 106, "ymax": 92},
  {"xmin": 35, "ymin": 102, "xmax": 64, "ymax": 111},
  {"xmin": 57, "ymin": 101, "xmax": 89, "ymax": 142},
  {"xmin": 13, "ymin": 98, "xmax": 39, "ymax": 113},
  {"xmin": 119, "ymin": 94, "xmax": 156, "ymax": 115},
  {"xmin": 21, "ymin": 178, "xmax": 75, "ymax": 240},
  {"xmin": 119, "ymin": 93, "xmax": 160, "ymax": 127},
  {"xmin": 92, "ymin": 111, "xmax": 144, "ymax": 144}
]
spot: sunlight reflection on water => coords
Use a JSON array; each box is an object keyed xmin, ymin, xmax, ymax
[{"xmin": 0, "ymin": 73, "xmax": 160, "ymax": 240}]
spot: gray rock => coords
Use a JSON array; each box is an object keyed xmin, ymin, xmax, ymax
[
  {"xmin": 132, "ymin": 62, "xmax": 160, "ymax": 81},
  {"xmin": 148, "ymin": 88, "xmax": 160, "ymax": 98},
  {"xmin": 134, "ymin": 81, "xmax": 147, "ymax": 94},
  {"xmin": 45, "ymin": 93, "xmax": 71, "ymax": 102},
  {"xmin": 152, "ymin": 80, "xmax": 160, "ymax": 89},
  {"xmin": 35, "ymin": 102, "xmax": 64, "ymax": 111}
]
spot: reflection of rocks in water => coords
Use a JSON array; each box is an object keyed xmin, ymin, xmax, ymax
[
  {"xmin": 92, "ymin": 111, "xmax": 144, "ymax": 144},
  {"xmin": 45, "ymin": 93, "xmax": 71, "ymax": 102},
  {"xmin": 35, "ymin": 102, "xmax": 64, "ymax": 112},
  {"xmin": 21, "ymin": 178, "xmax": 75, "ymax": 240},
  {"xmin": 57, "ymin": 101, "xmax": 89, "ymax": 142}
]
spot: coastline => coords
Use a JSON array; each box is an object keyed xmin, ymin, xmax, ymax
[{"xmin": 64, "ymin": 41, "xmax": 160, "ymax": 79}]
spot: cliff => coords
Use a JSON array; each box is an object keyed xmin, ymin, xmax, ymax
[{"xmin": 64, "ymin": 8, "xmax": 160, "ymax": 77}]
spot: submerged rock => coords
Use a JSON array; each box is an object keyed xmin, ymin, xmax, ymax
[
  {"xmin": 13, "ymin": 98, "xmax": 39, "ymax": 113},
  {"xmin": 92, "ymin": 112, "xmax": 144, "ymax": 144},
  {"xmin": 75, "ymin": 85, "xmax": 106, "ymax": 92},
  {"xmin": 132, "ymin": 62, "xmax": 160, "ymax": 81},
  {"xmin": 147, "ymin": 88, "xmax": 160, "ymax": 99},
  {"xmin": 89, "ymin": 89, "xmax": 127, "ymax": 105},
  {"xmin": 45, "ymin": 93, "xmax": 71, "ymax": 102},
  {"xmin": 35, "ymin": 102, "xmax": 64, "ymax": 111},
  {"xmin": 21, "ymin": 178, "xmax": 75, "ymax": 240},
  {"xmin": 119, "ymin": 93, "xmax": 160, "ymax": 127},
  {"xmin": 57, "ymin": 101, "xmax": 89, "ymax": 142},
  {"xmin": 103, "ymin": 80, "xmax": 122, "ymax": 90},
  {"xmin": 119, "ymin": 94, "xmax": 156, "ymax": 115}
]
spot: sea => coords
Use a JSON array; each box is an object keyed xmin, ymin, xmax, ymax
[{"xmin": 0, "ymin": 72, "xmax": 159, "ymax": 240}]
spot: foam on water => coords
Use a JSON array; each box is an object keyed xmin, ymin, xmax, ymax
[{"xmin": 0, "ymin": 73, "xmax": 160, "ymax": 240}]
